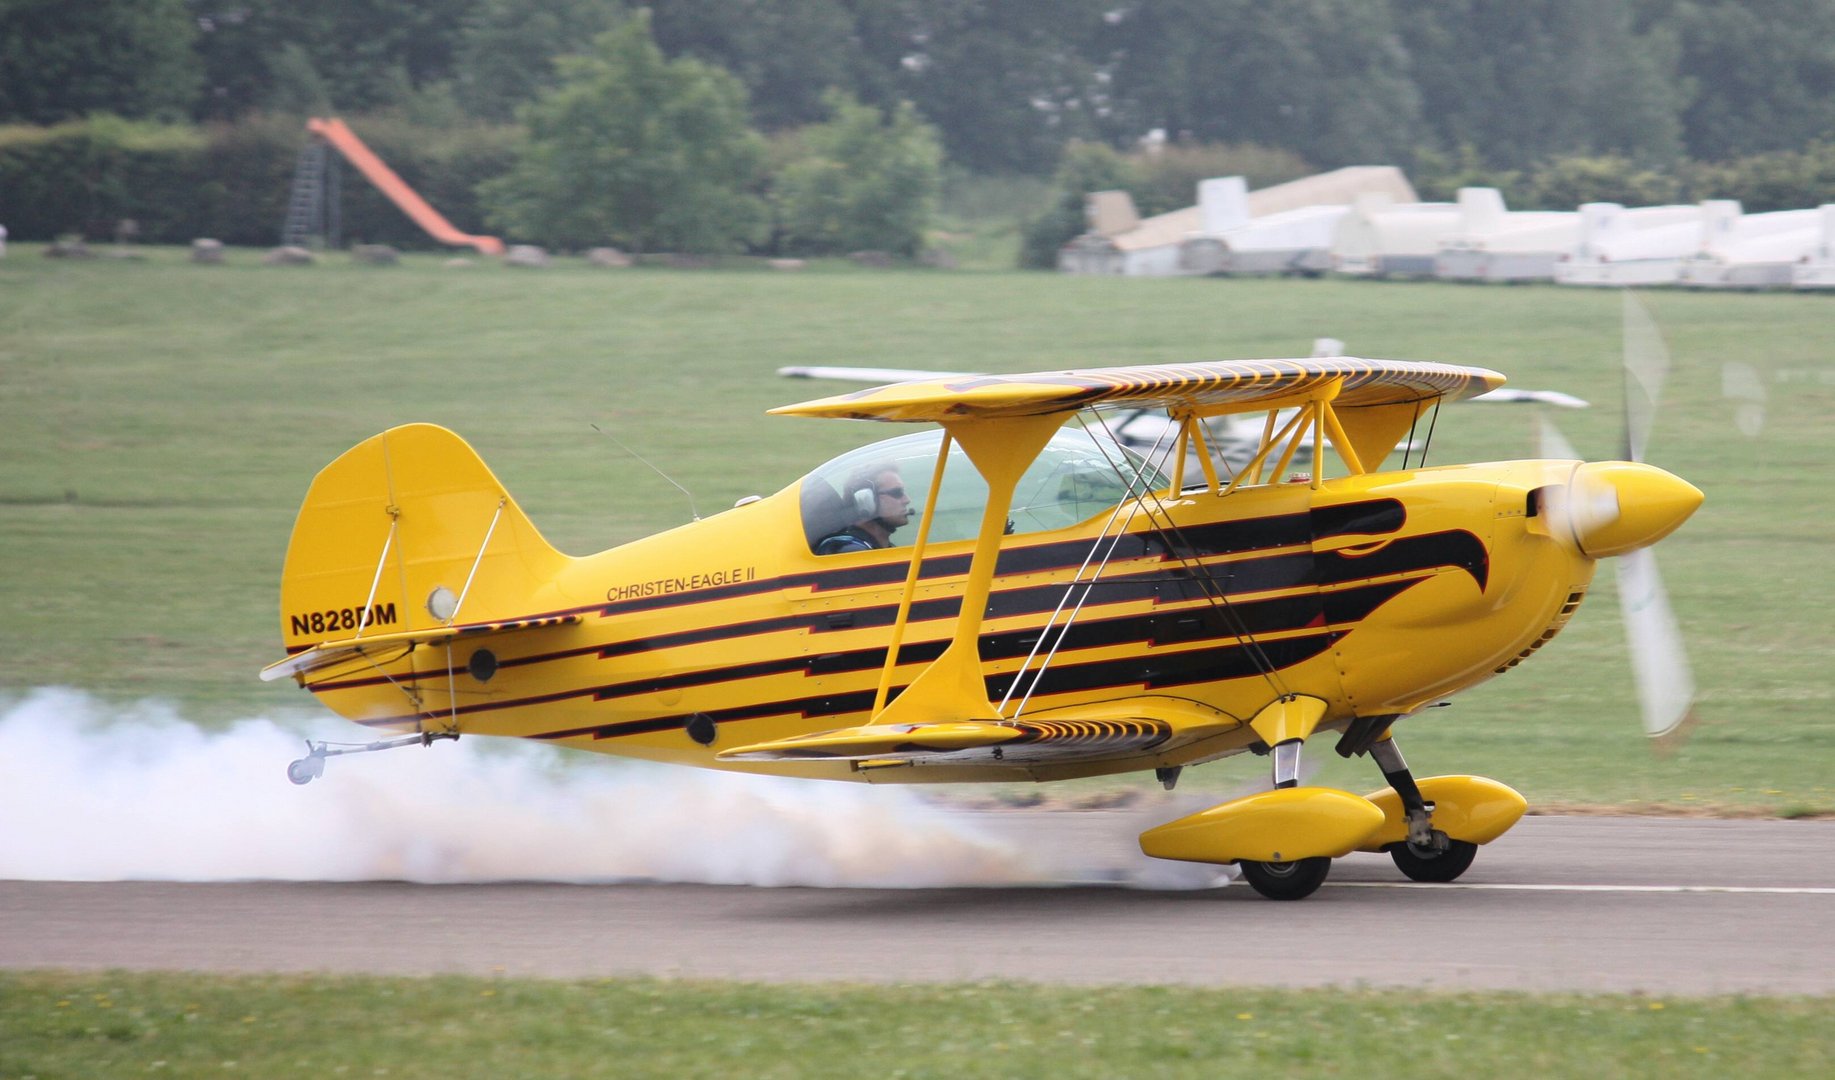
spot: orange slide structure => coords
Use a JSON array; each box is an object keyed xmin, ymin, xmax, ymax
[{"xmin": 307, "ymin": 117, "xmax": 504, "ymax": 256}]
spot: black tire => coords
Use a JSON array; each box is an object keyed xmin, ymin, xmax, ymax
[
  {"xmin": 1390, "ymin": 838, "xmax": 1478, "ymax": 883},
  {"xmin": 1238, "ymin": 856, "xmax": 1332, "ymax": 900}
]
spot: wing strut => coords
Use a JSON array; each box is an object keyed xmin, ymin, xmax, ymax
[
  {"xmin": 1227, "ymin": 407, "xmax": 1313, "ymax": 494},
  {"xmin": 1180, "ymin": 410, "xmax": 1224, "ymax": 493},
  {"xmin": 867, "ymin": 412, "xmax": 1067, "ymax": 728},
  {"xmin": 873, "ymin": 431, "xmax": 953, "ymax": 714}
]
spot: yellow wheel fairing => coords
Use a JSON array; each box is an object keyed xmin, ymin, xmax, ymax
[
  {"xmin": 1138, "ymin": 787, "xmax": 1388, "ymax": 864},
  {"xmin": 1358, "ymin": 775, "xmax": 1529, "ymax": 850}
]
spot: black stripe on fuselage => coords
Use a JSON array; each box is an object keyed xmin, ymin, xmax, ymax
[
  {"xmin": 531, "ymin": 630, "xmax": 1345, "ymax": 744},
  {"xmin": 587, "ymin": 522, "xmax": 1481, "ymax": 666},
  {"xmin": 1317, "ymin": 529, "xmax": 1488, "ymax": 592}
]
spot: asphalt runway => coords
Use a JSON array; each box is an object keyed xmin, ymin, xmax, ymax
[{"xmin": 4, "ymin": 815, "xmax": 1833, "ymax": 994}]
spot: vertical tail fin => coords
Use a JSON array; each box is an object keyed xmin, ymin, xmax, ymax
[{"xmin": 276, "ymin": 424, "xmax": 571, "ymax": 656}]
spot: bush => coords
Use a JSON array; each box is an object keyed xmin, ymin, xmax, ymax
[
  {"xmin": 195, "ymin": 113, "xmax": 306, "ymax": 245},
  {"xmin": 1418, "ymin": 145, "xmax": 1835, "ymax": 214},
  {"xmin": 1690, "ymin": 141, "xmax": 1835, "ymax": 213},
  {"xmin": 1521, "ymin": 155, "xmax": 1685, "ymax": 210},
  {"xmin": 0, "ymin": 116, "xmax": 208, "ymax": 241},
  {"xmin": 1411, "ymin": 144, "xmax": 1523, "ymax": 204},
  {"xmin": 771, "ymin": 92, "xmax": 942, "ymax": 258}
]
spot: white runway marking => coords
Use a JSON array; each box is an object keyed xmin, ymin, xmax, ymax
[{"xmin": 1331, "ymin": 881, "xmax": 1835, "ymax": 895}]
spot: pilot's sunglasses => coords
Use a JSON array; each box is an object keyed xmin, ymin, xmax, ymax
[{"xmin": 877, "ymin": 487, "xmax": 906, "ymax": 499}]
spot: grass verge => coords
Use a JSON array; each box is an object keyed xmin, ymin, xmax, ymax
[{"xmin": 2, "ymin": 970, "xmax": 1830, "ymax": 1079}]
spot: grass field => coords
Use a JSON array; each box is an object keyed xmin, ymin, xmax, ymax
[
  {"xmin": 3, "ymin": 970, "xmax": 1831, "ymax": 1079},
  {"xmin": 1, "ymin": 245, "xmax": 1831, "ymax": 815}
]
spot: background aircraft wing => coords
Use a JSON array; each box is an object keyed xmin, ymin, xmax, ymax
[
  {"xmin": 778, "ymin": 364, "xmax": 969, "ymax": 383},
  {"xmin": 1468, "ymin": 387, "xmax": 1590, "ymax": 408}
]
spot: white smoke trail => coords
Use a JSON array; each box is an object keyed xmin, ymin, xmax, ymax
[{"xmin": 0, "ymin": 688, "xmax": 1049, "ymax": 887}]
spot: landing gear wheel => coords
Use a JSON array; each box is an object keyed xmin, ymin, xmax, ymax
[
  {"xmin": 1238, "ymin": 856, "xmax": 1332, "ymax": 900},
  {"xmin": 1390, "ymin": 838, "xmax": 1477, "ymax": 883}
]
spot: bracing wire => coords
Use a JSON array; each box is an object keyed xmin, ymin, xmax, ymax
[
  {"xmin": 1402, "ymin": 400, "xmax": 1424, "ymax": 470},
  {"xmin": 1003, "ymin": 406, "xmax": 1293, "ymax": 718},
  {"xmin": 1417, "ymin": 399, "xmax": 1442, "ymax": 468},
  {"xmin": 995, "ymin": 410, "xmax": 1177, "ymax": 718},
  {"xmin": 1079, "ymin": 415, "xmax": 1295, "ymax": 704}
]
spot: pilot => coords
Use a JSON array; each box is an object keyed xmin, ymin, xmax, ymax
[{"xmin": 817, "ymin": 465, "xmax": 913, "ymax": 554}]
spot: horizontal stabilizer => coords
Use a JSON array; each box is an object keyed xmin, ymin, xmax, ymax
[{"xmin": 260, "ymin": 613, "xmax": 579, "ymax": 685}]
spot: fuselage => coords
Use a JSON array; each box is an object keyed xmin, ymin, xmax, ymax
[{"xmin": 305, "ymin": 455, "xmax": 1602, "ymax": 784}]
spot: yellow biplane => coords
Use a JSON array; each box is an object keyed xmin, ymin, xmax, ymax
[{"xmin": 262, "ymin": 350, "xmax": 1700, "ymax": 900}]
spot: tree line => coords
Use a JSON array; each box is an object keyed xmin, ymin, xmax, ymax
[
  {"xmin": 8, "ymin": 1, "xmax": 1834, "ymax": 173},
  {"xmin": 4, "ymin": 1, "xmax": 1833, "ymax": 255}
]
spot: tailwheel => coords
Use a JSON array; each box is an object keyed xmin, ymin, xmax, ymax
[
  {"xmin": 1390, "ymin": 838, "xmax": 1477, "ymax": 883},
  {"xmin": 1238, "ymin": 856, "xmax": 1332, "ymax": 900}
]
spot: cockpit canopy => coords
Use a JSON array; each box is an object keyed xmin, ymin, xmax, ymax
[{"xmin": 798, "ymin": 425, "xmax": 1167, "ymax": 553}]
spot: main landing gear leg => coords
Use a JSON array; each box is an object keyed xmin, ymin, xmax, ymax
[
  {"xmin": 1370, "ymin": 738, "xmax": 1476, "ymax": 883},
  {"xmin": 1271, "ymin": 739, "xmax": 1302, "ymax": 789},
  {"xmin": 1235, "ymin": 737, "xmax": 1332, "ymax": 900}
]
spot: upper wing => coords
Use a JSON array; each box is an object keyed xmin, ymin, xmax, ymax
[
  {"xmin": 781, "ymin": 362, "xmax": 1580, "ymax": 412},
  {"xmin": 771, "ymin": 356, "xmax": 1504, "ymax": 423}
]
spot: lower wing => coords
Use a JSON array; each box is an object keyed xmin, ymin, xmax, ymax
[{"xmin": 717, "ymin": 696, "xmax": 1239, "ymax": 767}]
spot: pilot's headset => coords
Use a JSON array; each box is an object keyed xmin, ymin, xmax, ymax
[{"xmin": 849, "ymin": 482, "xmax": 880, "ymax": 520}]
